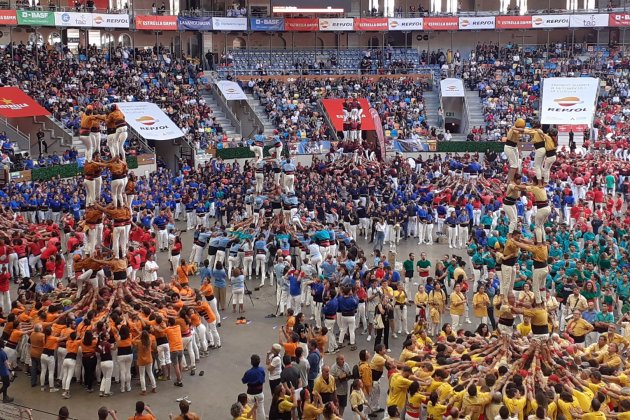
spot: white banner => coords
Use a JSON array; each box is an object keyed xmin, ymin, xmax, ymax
[
  {"xmin": 211, "ymin": 17, "xmax": 247, "ymax": 31},
  {"xmin": 531, "ymin": 15, "xmax": 570, "ymax": 28},
  {"xmin": 569, "ymin": 13, "xmax": 608, "ymax": 28},
  {"xmin": 92, "ymin": 13, "xmax": 130, "ymax": 28},
  {"xmin": 54, "ymin": 12, "xmax": 92, "ymax": 27},
  {"xmin": 440, "ymin": 78, "xmax": 465, "ymax": 97},
  {"xmin": 114, "ymin": 102, "xmax": 184, "ymax": 141},
  {"xmin": 387, "ymin": 18, "xmax": 423, "ymax": 30},
  {"xmin": 216, "ymin": 81, "xmax": 247, "ymax": 101},
  {"xmin": 318, "ymin": 18, "xmax": 354, "ymax": 31},
  {"xmin": 458, "ymin": 16, "xmax": 495, "ymax": 30},
  {"xmin": 540, "ymin": 77, "xmax": 599, "ymax": 126}
]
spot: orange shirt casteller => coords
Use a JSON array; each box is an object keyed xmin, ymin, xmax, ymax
[{"xmin": 165, "ymin": 325, "xmax": 183, "ymax": 352}]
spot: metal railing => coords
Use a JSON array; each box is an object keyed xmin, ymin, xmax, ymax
[
  {"xmin": 207, "ymin": 83, "xmax": 243, "ymax": 136},
  {"xmin": 317, "ymin": 99, "xmax": 339, "ymax": 143}
]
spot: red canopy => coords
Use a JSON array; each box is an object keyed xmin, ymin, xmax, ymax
[{"xmin": 0, "ymin": 87, "xmax": 50, "ymax": 118}]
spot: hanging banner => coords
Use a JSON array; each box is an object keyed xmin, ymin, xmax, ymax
[
  {"xmin": 495, "ymin": 15, "xmax": 531, "ymax": 29},
  {"xmin": 284, "ymin": 18, "xmax": 318, "ymax": 31},
  {"xmin": 569, "ymin": 13, "xmax": 608, "ymax": 28},
  {"xmin": 54, "ymin": 12, "xmax": 93, "ymax": 27},
  {"xmin": 0, "ymin": 11, "xmax": 17, "ymax": 26},
  {"xmin": 387, "ymin": 17, "xmax": 422, "ymax": 30},
  {"xmin": 540, "ymin": 77, "xmax": 599, "ymax": 126},
  {"xmin": 211, "ymin": 17, "xmax": 247, "ymax": 31},
  {"xmin": 92, "ymin": 14, "xmax": 130, "ymax": 28},
  {"xmin": 440, "ymin": 78, "xmax": 465, "ymax": 97},
  {"xmin": 531, "ymin": 15, "xmax": 570, "ymax": 28},
  {"xmin": 177, "ymin": 16, "xmax": 213, "ymax": 31},
  {"xmin": 113, "ymin": 102, "xmax": 184, "ymax": 141},
  {"xmin": 0, "ymin": 87, "xmax": 50, "ymax": 118},
  {"xmin": 135, "ymin": 15, "xmax": 177, "ymax": 30},
  {"xmin": 609, "ymin": 13, "xmax": 630, "ymax": 27},
  {"xmin": 370, "ymin": 108, "xmax": 386, "ymax": 162},
  {"xmin": 321, "ymin": 99, "xmax": 376, "ymax": 131},
  {"xmin": 354, "ymin": 18, "xmax": 388, "ymax": 31},
  {"xmin": 423, "ymin": 17, "xmax": 459, "ymax": 30},
  {"xmin": 318, "ymin": 18, "xmax": 353, "ymax": 31},
  {"xmin": 458, "ymin": 16, "xmax": 495, "ymax": 30},
  {"xmin": 250, "ymin": 17, "xmax": 284, "ymax": 31},
  {"xmin": 17, "ymin": 11, "xmax": 55, "ymax": 26},
  {"xmin": 216, "ymin": 81, "xmax": 247, "ymax": 101}
]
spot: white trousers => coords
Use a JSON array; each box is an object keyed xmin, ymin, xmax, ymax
[
  {"xmin": 534, "ymin": 147, "xmax": 546, "ymax": 180},
  {"xmin": 40, "ymin": 353, "xmax": 55, "ymax": 388},
  {"xmin": 111, "ymin": 177, "xmax": 127, "ymax": 209},
  {"xmin": 533, "ymin": 267, "xmax": 548, "ymax": 304},
  {"xmin": 61, "ymin": 358, "xmax": 76, "ymax": 391},
  {"xmin": 255, "ymin": 254, "xmax": 267, "ymax": 285},
  {"xmin": 100, "ymin": 360, "xmax": 114, "ymax": 394},
  {"xmin": 338, "ymin": 315, "xmax": 357, "ymax": 345},
  {"xmin": 505, "ymin": 204, "xmax": 518, "ymax": 234},
  {"xmin": 86, "ymin": 224, "xmax": 103, "ymax": 256},
  {"xmin": 89, "ymin": 132, "xmax": 100, "ymax": 155},
  {"xmin": 112, "ymin": 226, "xmax": 128, "ymax": 259},
  {"xmin": 117, "ymin": 354, "xmax": 132, "ymax": 391},
  {"xmin": 115, "ymin": 126, "xmax": 128, "ymax": 160},
  {"xmin": 505, "ymin": 145, "xmax": 520, "ymax": 169},
  {"xmin": 156, "ymin": 229, "xmax": 168, "ymax": 250},
  {"xmin": 534, "ymin": 206, "xmax": 551, "ymax": 243},
  {"xmin": 542, "ymin": 154, "xmax": 556, "ymax": 183},
  {"xmin": 80, "ymin": 135, "xmax": 92, "ymax": 161},
  {"xmin": 249, "ymin": 145, "xmax": 263, "ymax": 162},
  {"xmin": 139, "ymin": 364, "xmax": 156, "ymax": 392},
  {"xmin": 283, "ymin": 174, "xmax": 295, "ymax": 194},
  {"xmin": 84, "ymin": 179, "xmax": 96, "ymax": 206},
  {"xmin": 457, "ymin": 225, "xmax": 468, "ymax": 248}
]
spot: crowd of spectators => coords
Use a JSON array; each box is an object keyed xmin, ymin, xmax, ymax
[
  {"xmin": 248, "ymin": 75, "xmax": 432, "ymax": 149},
  {"xmin": 458, "ymin": 42, "xmax": 630, "ymax": 146},
  {"xmin": 0, "ymin": 41, "xmax": 233, "ymax": 165}
]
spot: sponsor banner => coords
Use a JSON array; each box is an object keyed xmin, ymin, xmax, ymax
[
  {"xmin": 557, "ymin": 124, "xmax": 589, "ymax": 133},
  {"xmin": 540, "ymin": 77, "xmax": 599, "ymax": 126},
  {"xmin": 216, "ymin": 81, "xmax": 247, "ymax": 101},
  {"xmin": 212, "ymin": 17, "xmax": 247, "ymax": 31},
  {"xmin": 387, "ymin": 17, "xmax": 423, "ymax": 30},
  {"xmin": 370, "ymin": 108, "xmax": 386, "ymax": 161},
  {"xmin": 54, "ymin": 12, "xmax": 92, "ymax": 27},
  {"xmin": 318, "ymin": 18, "xmax": 353, "ymax": 31},
  {"xmin": 609, "ymin": 13, "xmax": 630, "ymax": 27},
  {"xmin": 440, "ymin": 78, "xmax": 465, "ymax": 97},
  {"xmin": 531, "ymin": 15, "xmax": 570, "ymax": 28},
  {"xmin": 92, "ymin": 14, "xmax": 130, "ymax": 28},
  {"xmin": 354, "ymin": 18, "xmax": 388, "ymax": 31},
  {"xmin": 177, "ymin": 16, "xmax": 212, "ymax": 31},
  {"xmin": 0, "ymin": 11, "xmax": 17, "ymax": 26},
  {"xmin": 16, "ymin": 11, "xmax": 55, "ymax": 26},
  {"xmin": 320, "ymin": 99, "xmax": 376, "ymax": 131},
  {"xmin": 458, "ymin": 16, "xmax": 495, "ymax": 30},
  {"xmin": 424, "ymin": 17, "xmax": 459, "ymax": 30},
  {"xmin": 495, "ymin": 15, "xmax": 531, "ymax": 29},
  {"xmin": 135, "ymin": 15, "xmax": 177, "ymax": 30},
  {"xmin": 284, "ymin": 18, "xmax": 318, "ymax": 31},
  {"xmin": 0, "ymin": 87, "xmax": 50, "ymax": 118},
  {"xmin": 569, "ymin": 13, "xmax": 608, "ymax": 28},
  {"xmin": 250, "ymin": 17, "xmax": 284, "ymax": 31},
  {"xmin": 113, "ymin": 102, "xmax": 184, "ymax": 141}
]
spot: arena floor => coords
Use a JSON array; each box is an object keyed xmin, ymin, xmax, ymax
[{"xmin": 8, "ymin": 223, "xmax": 471, "ymax": 420}]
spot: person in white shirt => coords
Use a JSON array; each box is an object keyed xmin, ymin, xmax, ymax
[
  {"xmin": 266, "ymin": 344, "xmax": 282, "ymax": 395},
  {"xmin": 143, "ymin": 253, "xmax": 159, "ymax": 283}
]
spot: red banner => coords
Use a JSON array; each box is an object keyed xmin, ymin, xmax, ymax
[
  {"xmin": 321, "ymin": 99, "xmax": 376, "ymax": 131},
  {"xmin": 284, "ymin": 18, "xmax": 318, "ymax": 31},
  {"xmin": 609, "ymin": 13, "xmax": 630, "ymax": 27},
  {"xmin": 354, "ymin": 18, "xmax": 388, "ymax": 31},
  {"xmin": 423, "ymin": 17, "xmax": 458, "ymax": 30},
  {"xmin": 0, "ymin": 11, "xmax": 16, "ymax": 25},
  {"xmin": 495, "ymin": 15, "xmax": 532, "ymax": 29},
  {"xmin": 0, "ymin": 87, "xmax": 50, "ymax": 118},
  {"xmin": 135, "ymin": 15, "xmax": 177, "ymax": 30},
  {"xmin": 557, "ymin": 124, "xmax": 588, "ymax": 133}
]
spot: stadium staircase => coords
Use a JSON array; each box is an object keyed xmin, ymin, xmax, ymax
[
  {"xmin": 32, "ymin": 116, "xmax": 77, "ymax": 156},
  {"xmin": 245, "ymin": 93, "xmax": 277, "ymax": 137},
  {"xmin": 464, "ymin": 90, "xmax": 486, "ymax": 130},
  {"xmin": 423, "ymin": 90, "xmax": 442, "ymax": 129},
  {"xmin": 201, "ymin": 92, "xmax": 240, "ymax": 140}
]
